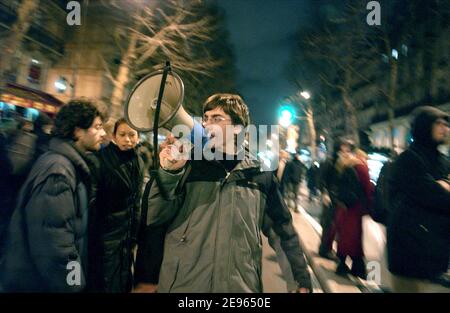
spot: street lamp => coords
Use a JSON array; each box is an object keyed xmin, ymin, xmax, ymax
[
  {"xmin": 55, "ymin": 77, "xmax": 68, "ymax": 93},
  {"xmin": 300, "ymin": 91, "xmax": 311, "ymax": 100},
  {"xmin": 391, "ymin": 49, "xmax": 399, "ymax": 60}
]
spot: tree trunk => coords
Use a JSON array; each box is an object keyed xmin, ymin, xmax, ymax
[
  {"xmin": 429, "ymin": 38, "xmax": 438, "ymax": 101},
  {"xmin": 387, "ymin": 106, "xmax": 395, "ymax": 149},
  {"xmin": 387, "ymin": 56, "xmax": 398, "ymax": 149},
  {"xmin": 341, "ymin": 88, "xmax": 360, "ymax": 146},
  {"xmin": 305, "ymin": 105, "xmax": 317, "ymax": 160},
  {"xmin": 0, "ymin": 0, "xmax": 40, "ymax": 94},
  {"xmin": 422, "ymin": 0, "xmax": 439, "ymax": 103},
  {"xmin": 110, "ymin": 31, "xmax": 138, "ymax": 120}
]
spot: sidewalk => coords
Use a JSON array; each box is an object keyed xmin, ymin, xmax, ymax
[
  {"xmin": 290, "ymin": 206, "xmax": 363, "ymax": 293},
  {"xmin": 261, "ymin": 235, "xmax": 323, "ymax": 293}
]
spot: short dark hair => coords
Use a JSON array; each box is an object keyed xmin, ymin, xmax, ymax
[
  {"xmin": 332, "ymin": 137, "xmax": 355, "ymax": 163},
  {"xmin": 54, "ymin": 99, "xmax": 106, "ymax": 140},
  {"xmin": 203, "ymin": 93, "xmax": 250, "ymax": 127}
]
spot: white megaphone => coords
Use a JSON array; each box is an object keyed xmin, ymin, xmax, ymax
[
  {"xmin": 125, "ymin": 63, "xmax": 205, "ymax": 172},
  {"xmin": 124, "ymin": 68, "xmax": 194, "ymax": 133}
]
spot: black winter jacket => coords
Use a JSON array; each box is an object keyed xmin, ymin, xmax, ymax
[
  {"xmin": 0, "ymin": 138, "xmax": 92, "ymax": 292},
  {"xmin": 387, "ymin": 106, "xmax": 450, "ymax": 279},
  {"xmin": 87, "ymin": 143, "xmax": 144, "ymax": 293}
]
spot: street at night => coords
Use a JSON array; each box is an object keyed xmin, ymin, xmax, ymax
[{"xmin": 0, "ymin": 0, "xmax": 449, "ymax": 303}]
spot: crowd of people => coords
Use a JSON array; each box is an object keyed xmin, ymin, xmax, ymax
[
  {"xmin": 0, "ymin": 95, "xmax": 448, "ymax": 293},
  {"xmin": 0, "ymin": 95, "xmax": 313, "ymax": 293},
  {"xmin": 278, "ymin": 106, "xmax": 449, "ymax": 292}
]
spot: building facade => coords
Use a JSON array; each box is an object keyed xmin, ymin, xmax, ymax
[{"xmin": 0, "ymin": 1, "xmax": 118, "ymax": 123}]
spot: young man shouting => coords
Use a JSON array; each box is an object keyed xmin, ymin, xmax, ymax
[{"xmin": 145, "ymin": 94, "xmax": 311, "ymax": 293}]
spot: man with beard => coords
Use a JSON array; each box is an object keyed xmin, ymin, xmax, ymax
[{"xmin": 0, "ymin": 100, "xmax": 106, "ymax": 292}]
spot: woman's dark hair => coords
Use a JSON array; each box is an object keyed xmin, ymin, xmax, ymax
[
  {"xmin": 332, "ymin": 137, "xmax": 355, "ymax": 163},
  {"xmin": 54, "ymin": 99, "xmax": 106, "ymax": 140},
  {"xmin": 113, "ymin": 117, "xmax": 135, "ymax": 135}
]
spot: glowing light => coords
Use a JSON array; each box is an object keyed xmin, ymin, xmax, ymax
[
  {"xmin": 391, "ymin": 49, "xmax": 398, "ymax": 60},
  {"xmin": 54, "ymin": 78, "xmax": 67, "ymax": 92},
  {"xmin": 279, "ymin": 106, "xmax": 295, "ymax": 128},
  {"xmin": 300, "ymin": 91, "xmax": 311, "ymax": 99}
]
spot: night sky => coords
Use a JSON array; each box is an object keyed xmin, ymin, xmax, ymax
[{"xmin": 219, "ymin": 0, "xmax": 313, "ymax": 126}]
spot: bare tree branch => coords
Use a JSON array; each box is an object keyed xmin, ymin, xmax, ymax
[{"xmin": 100, "ymin": 55, "xmax": 119, "ymax": 88}]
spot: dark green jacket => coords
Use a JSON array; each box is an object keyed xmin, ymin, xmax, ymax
[{"xmin": 147, "ymin": 154, "xmax": 311, "ymax": 292}]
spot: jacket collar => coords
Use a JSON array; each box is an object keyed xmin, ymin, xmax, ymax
[
  {"xmin": 49, "ymin": 137, "xmax": 91, "ymax": 179},
  {"xmin": 232, "ymin": 155, "xmax": 261, "ymax": 172},
  {"xmin": 101, "ymin": 142, "xmax": 141, "ymax": 189},
  {"xmin": 224, "ymin": 149, "xmax": 262, "ymax": 183}
]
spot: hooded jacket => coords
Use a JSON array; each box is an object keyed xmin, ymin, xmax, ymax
[
  {"xmin": 387, "ymin": 106, "xmax": 450, "ymax": 279},
  {"xmin": 0, "ymin": 138, "xmax": 91, "ymax": 292},
  {"xmin": 146, "ymin": 153, "xmax": 311, "ymax": 293}
]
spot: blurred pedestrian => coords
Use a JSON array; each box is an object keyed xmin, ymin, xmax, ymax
[
  {"xmin": 88, "ymin": 118, "xmax": 144, "ymax": 293},
  {"xmin": 307, "ymin": 161, "xmax": 320, "ymax": 202},
  {"xmin": 0, "ymin": 113, "xmax": 53, "ymax": 243},
  {"xmin": 317, "ymin": 137, "xmax": 354, "ymax": 261},
  {"xmin": 387, "ymin": 106, "xmax": 450, "ymax": 292},
  {"xmin": 369, "ymin": 150, "xmax": 398, "ymax": 224},
  {"xmin": 0, "ymin": 131, "xmax": 13, "ymax": 241},
  {"xmin": 0, "ymin": 100, "xmax": 106, "ymax": 292},
  {"xmin": 6, "ymin": 118, "xmax": 37, "ymax": 183},
  {"xmin": 281, "ymin": 153, "xmax": 306, "ymax": 212},
  {"xmin": 333, "ymin": 148, "xmax": 374, "ymax": 279}
]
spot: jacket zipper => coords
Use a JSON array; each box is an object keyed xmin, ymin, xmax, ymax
[
  {"xmin": 210, "ymin": 171, "xmax": 231, "ymax": 291},
  {"xmin": 209, "ymin": 159, "xmax": 259, "ymax": 290},
  {"xmin": 179, "ymin": 213, "xmax": 194, "ymax": 243}
]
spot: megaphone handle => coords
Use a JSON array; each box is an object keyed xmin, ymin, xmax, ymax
[{"xmin": 152, "ymin": 61, "xmax": 171, "ymax": 170}]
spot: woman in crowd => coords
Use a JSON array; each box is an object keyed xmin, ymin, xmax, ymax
[
  {"xmin": 88, "ymin": 118, "xmax": 144, "ymax": 292},
  {"xmin": 334, "ymin": 148, "xmax": 374, "ymax": 279}
]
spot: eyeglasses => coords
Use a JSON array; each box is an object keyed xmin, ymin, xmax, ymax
[{"xmin": 202, "ymin": 115, "xmax": 232, "ymax": 125}]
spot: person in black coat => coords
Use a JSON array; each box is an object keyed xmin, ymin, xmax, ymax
[
  {"xmin": 88, "ymin": 118, "xmax": 144, "ymax": 293},
  {"xmin": 307, "ymin": 161, "xmax": 320, "ymax": 202},
  {"xmin": 317, "ymin": 138, "xmax": 355, "ymax": 261},
  {"xmin": 0, "ymin": 100, "xmax": 106, "ymax": 292},
  {"xmin": 0, "ymin": 114, "xmax": 53, "ymax": 236},
  {"xmin": 387, "ymin": 106, "xmax": 450, "ymax": 292},
  {"xmin": 0, "ymin": 131, "xmax": 13, "ymax": 242},
  {"xmin": 280, "ymin": 154, "xmax": 306, "ymax": 211}
]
